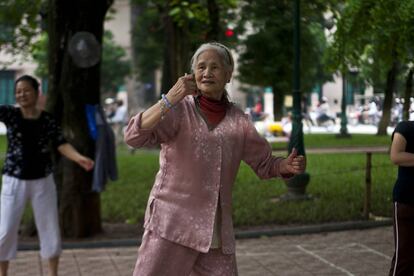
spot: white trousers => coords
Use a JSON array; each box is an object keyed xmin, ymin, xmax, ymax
[{"xmin": 0, "ymin": 174, "xmax": 62, "ymax": 260}]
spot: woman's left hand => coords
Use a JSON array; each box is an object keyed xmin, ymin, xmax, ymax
[
  {"xmin": 58, "ymin": 143, "xmax": 95, "ymax": 171},
  {"xmin": 281, "ymin": 148, "xmax": 306, "ymax": 175},
  {"xmin": 77, "ymin": 156, "xmax": 95, "ymax": 171}
]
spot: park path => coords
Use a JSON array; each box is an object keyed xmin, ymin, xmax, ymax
[{"xmin": 10, "ymin": 226, "xmax": 393, "ymax": 276}]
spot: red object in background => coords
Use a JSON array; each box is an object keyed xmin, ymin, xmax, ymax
[
  {"xmin": 225, "ymin": 28, "xmax": 234, "ymax": 37},
  {"xmin": 254, "ymin": 102, "xmax": 263, "ymax": 113}
]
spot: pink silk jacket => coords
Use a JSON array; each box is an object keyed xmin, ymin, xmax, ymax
[{"xmin": 124, "ymin": 96, "xmax": 287, "ymax": 254}]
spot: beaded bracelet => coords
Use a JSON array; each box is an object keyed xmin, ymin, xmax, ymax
[
  {"xmin": 161, "ymin": 93, "xmax": 174, "ymax": 109},
  {"xmin": 158, "ymin": 99, "xmax": 167, "ymax": 120}
]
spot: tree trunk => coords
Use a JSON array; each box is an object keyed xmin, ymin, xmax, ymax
[
  {"xmin": 129, "ymin": 3, "xmax": 145, "ymax": 114},
  {"xmin": 403, "ymin": 68, "xmax": 413, "ymax": 121},
  {"xmin": 377, "ymin": 59, "xmax": 398, "ymax": 135},
  {"xmin": 46, "ymin": 0, "xmax": 113, "ymax": 238},
  {"xmin": 176, "ymin": 27, "xmax": 189, "ymax": 77},
  {"xmin": 272, "ymin": 87, "xmax": 284, "ymax": 121},
  {"xmin": 161, "ymin": 9, "xmax": 191, "ymax": 94},
  {"xmin": 206, "ymin": 0, "xmax": 220, "ymax": 41},
  {"xmin": 161, "ymin": 13, "xmax": 177, "ymax": 93}
]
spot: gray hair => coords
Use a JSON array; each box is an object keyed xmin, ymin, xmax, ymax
[{"xmin": 190, "ymin": 42, "xmax": 234, "ymax": 74}]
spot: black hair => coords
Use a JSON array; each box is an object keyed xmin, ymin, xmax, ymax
[{"xmin": 15, "ymin": 75, "xmax": 40, "ymax": 94}]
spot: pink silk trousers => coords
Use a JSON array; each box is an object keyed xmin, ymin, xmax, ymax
[{"xmin": 133, "ymin": 230, "xmax": 238, "ymax": 276}]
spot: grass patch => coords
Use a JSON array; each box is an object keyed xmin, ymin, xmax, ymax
[
  {"xmin": 304, "ymin": 133, "xmax": 391, "ymax": 148},
  {"xmin": 232, "ymin": 152, "xmax": 394, "ymax": 226},
  {"xmin": 271, "ymin": 133, "xmax": 391, "ymax": 150},
  {"xmin": 108, "ymin": 150, "xmax": 394, "ymax": 226},
  {"xmin": 0, "ymin": 133, "xmax": 396, "ymax": 227},
  {"xmin": 101, "ymin": 149, "xmax": 159, "ymax": 224}
]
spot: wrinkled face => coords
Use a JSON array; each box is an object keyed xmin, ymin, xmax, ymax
[
  {"xmin": 194, "ymin": 49, "xmax": 232, "ymax": 100},
  {"xmin": 15, "ymin": 80, "xmax": 38, "ymax": 108}
]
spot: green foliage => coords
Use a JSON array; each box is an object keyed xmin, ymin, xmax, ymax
[
  {"xmin": 131, "ymin": 0, "xmax": 238, "ymax": 84},
  {"xmin": 327, "ymin": 0, "xmax": 414, "ymax": 73},
  {"xmin": 236, "ymin": 0, "xmax": 333, "ymax": 100},
  {"xmin": 326, "ymin": 0, "xmax": 414, "ymax": 134},
  {"xmin": 131, "ymin": 2, "xmax": 164, "ymax": 83},
  {"xmin": 31, "ymin": 33, "xmax": 48, "ymax": 78},
  {"xmin": 168, "ymin": 1, "xmax": 208, "ymax": 27},
  {"xmin": 2, "ymin": 1, "xmax": 129, "ymax": 95},
  {"xmin": 101, "ymin": 31, "xmax": 131, "ymax": 95},
  {"xmin": 30, "ymin": 30, "xmax": 130, "ymax": 95},
  {"xmin": 353, "ymin": 45, "xmax": 387, "ymax": 92},
  {"xmin": 0, "ymin": 0, "xmax": 43, "ymax": 55}
]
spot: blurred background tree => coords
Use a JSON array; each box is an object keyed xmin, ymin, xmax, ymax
[
  {"xmin": 235, "ymin": 0, "xmax": 335, "ymax": 120},
  {"xmin": 3, "ymin": 0, "xmax": 414, "ymax": 237},
  {"xmin": 31, "ymin": 30, "xmax": 130, "ymax": 98},
  {"xmin": 131, "ymin": 0, "xmax": 237, "ymax": 105},
  {"xmin": 327, "ymin": 0, "xmax": 414, "ymax": 135},
  {"xmin": 0, "ymin": 0, "xmax": 114, "ymax": 238},
  {"xmin": 0, "ymin": 0, "xmax": 43, "ymax": 65}
]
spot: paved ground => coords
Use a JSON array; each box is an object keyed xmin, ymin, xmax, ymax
[
  {"xmin": 2, "ymin": 123, "xmax": 395, "ymax": 275},
  {"xmin": 9, "ymin": 226, "xmax": 393, "ymax": 276}
]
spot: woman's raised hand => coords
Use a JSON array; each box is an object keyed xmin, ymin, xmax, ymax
[{"xmin": 168, "ymin": 74, "xmax": 198, "ymax": 105}]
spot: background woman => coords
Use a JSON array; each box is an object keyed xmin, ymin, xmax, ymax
[
  {"xmin": 0, "ymin": 75, "xmax": 94, "ymax": 276},
  {"xmin": 125, "ymin": 42, "xmax": 306, "ymax": 275},
  {"xmin": 389, "ymin": 120, "xmax": 414, "ymax": 275}
]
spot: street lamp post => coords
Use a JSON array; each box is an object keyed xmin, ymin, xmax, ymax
[
  {"xmin": 337, "ymin": 72, "xmax": 351, "ymax": 138},
  {"xmin": 282, "ymin": 0, "xmax": 310, "ymax": 200}
]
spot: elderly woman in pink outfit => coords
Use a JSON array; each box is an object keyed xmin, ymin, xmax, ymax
[{"xmin": 125, "ymin": 42, "xmax": 306, "ymax": 276}]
